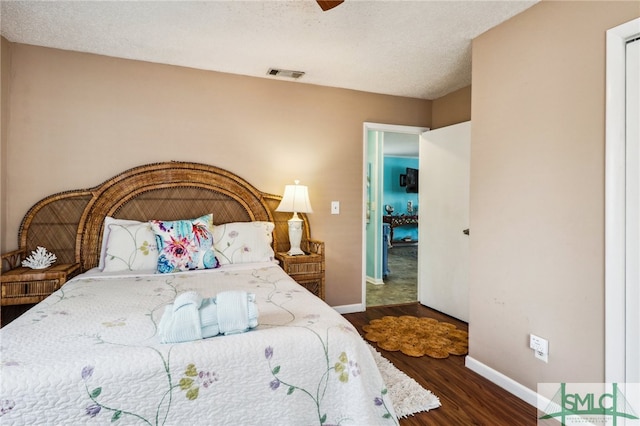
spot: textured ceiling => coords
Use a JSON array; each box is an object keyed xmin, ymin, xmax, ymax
[{"xmin": 0, "ymin": 0, "xmax": 537, "ymax": 100}]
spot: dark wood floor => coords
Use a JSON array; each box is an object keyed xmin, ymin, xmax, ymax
[
  {"xmin": 0, "ymin": 303, "xmax": 33, "ymax": 327},
  {"xmin": 343, "ymin": 303, "xmax": 538, "ymax": 426}
]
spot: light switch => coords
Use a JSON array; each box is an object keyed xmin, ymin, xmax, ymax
[{"xmin": 331, "ymin": 201, "xmax": 340, "ymax": 214}]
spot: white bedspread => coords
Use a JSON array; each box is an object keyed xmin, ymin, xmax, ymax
[{"xmin": 0, "ymin": 263, "xmax": 398, "ymax": 425}]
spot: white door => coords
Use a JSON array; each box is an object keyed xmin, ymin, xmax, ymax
[
  {"xmin": 418, "ymin": 121, "xmax": 470, "ymax": 321},
  {"xmin": 605, "ymin": 18, "xmax": 640, "ymax": 386},
  {"xmin": 625, "ymin": 35, "xmax": 640, "ymax": 384}
]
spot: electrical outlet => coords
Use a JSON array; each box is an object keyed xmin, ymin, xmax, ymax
[
  {"xmin": 529, "ymin": 334, "xmax": 549, "ymax": 363},
  {"xmin": 331, "ymin": 201, "xmax": 340, "ymax": 215}
]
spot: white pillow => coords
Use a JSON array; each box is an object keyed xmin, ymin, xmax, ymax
[
  {"xmin": 103, "ymin": 222, "xmax": 159, "ymax": 272},
  {"xmin": 98, "ymin": 217, "xmax": 142, "ymax": 269},
  {"xmin": 212, "ymin": 221, "xmax": 275, "ymax": 265}
]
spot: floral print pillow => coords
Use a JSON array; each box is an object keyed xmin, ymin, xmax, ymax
[
  {"xmin": 150, "ymin": 214, "xmax": 219, "ymax": 273},
  {"xmin": 103, "ymin": 222, "xmax": 158, "ymax": 272},
  {"xmin": 212, "ymin": 221, "xmax": 275, "ymax": 265},
  {"xmin": 99, "ymin": 217, "xmax": 143, "ymax": 270}
]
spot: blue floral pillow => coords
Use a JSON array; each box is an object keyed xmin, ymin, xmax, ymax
[{"xmin": 149, "ymin": 214, "xmax": 219, "ymax": 273}]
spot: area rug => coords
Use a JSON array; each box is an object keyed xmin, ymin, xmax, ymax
[
  {"xmin": 369, "ymin": 343, "xmax": 441, "ymax": 418},
  {"xmin": 364, "ymin": 315, "xmax": 468, "ymax": 358}
]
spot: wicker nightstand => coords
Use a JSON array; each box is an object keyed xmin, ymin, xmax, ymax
[
  {"xmin": 1, "ymin": 263, "xmax": 80, "ymax": 306},
  {"xmin": 276, "ymin": 251, "xmax": 325, "ymax": 300}
]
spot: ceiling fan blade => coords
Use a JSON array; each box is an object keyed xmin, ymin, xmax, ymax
[{"xmin": 316, "ymin": 0, "xmax": 344, "ymax": 11}]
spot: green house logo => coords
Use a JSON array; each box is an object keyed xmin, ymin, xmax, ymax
[{"xmin": 538, "ymin": 383, "xmax": 639, "ymax": 426}]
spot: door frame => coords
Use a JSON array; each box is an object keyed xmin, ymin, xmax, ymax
[
  {"xmin": 605, "ymin": 17, "xmax": 640, "ymax": 384},
  {"xmin": 362, "ymin": 123, "xmax": 428, "ymax": 307}
]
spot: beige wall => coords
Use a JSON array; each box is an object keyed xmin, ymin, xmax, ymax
[
  {"xmin": 1, "ymin": 42, "xmax": 431, "ymax": 306},
  {"xmin": 431, "ymin": 85, "xmax": 471, "ymax": 129},
  {"xmin": 470, "ymin": 1, "xmax": 639, "ymax": 390},
  {"xmin": 1, "ymin": 38, "xmax": 11, "ymax": 253}
]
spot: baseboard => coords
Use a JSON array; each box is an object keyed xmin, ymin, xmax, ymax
[
  {"xmin": 366, "ymin": 276, "xmax": 385, "ymax": 285},
  {"xmin": 333, "ymin": 303, "xmax": 365, "ymax": 314},
  {"xmin": 465, "ymin": 356, "xmax": 539, "ymax": 408}
]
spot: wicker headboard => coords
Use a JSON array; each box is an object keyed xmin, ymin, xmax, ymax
[{"xmin": 4, "ymin": 162, "xmax": 316, "ymax": 272}]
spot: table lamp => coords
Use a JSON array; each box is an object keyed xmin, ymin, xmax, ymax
[{"xmin": 276, "ymin": 180, "xmax": 313, "ymax": 256}]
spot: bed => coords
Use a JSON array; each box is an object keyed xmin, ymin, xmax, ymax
[{"xmin": 0, "ymin": 162, "xmax": 398, "ymax": 425}]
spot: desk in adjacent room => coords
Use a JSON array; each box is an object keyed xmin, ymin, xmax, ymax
[{"xmin": 383, "ymin": 214, "xmax": 419, "ymax": 243}]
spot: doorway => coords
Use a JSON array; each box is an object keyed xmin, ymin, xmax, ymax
[{"xmin": 362, "ymin": 123, "xmax": 428, "ymax": 307}]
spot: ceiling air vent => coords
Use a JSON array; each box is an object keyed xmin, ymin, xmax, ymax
[{"xmin": 267, "ymin": 68, "xmax": 305, "ymax": 80}]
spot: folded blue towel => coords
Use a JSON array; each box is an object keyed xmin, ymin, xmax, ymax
[
  {"xmin": 158, "ymin": 291, "xmax": 203, "ymax": 343},
  {"xmin": 159, "ymin": 290, "xmax": 259, "ymax": 343},
  {"xmin": 217, "ymin": 290, "xmax": 258, "ymax": 335},
  {"xmin": 199, "ymin": 297, "xmax": 220, "ymax": 338}
]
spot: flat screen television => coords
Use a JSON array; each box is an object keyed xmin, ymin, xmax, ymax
[{"xmin": 399, "ymin": 167, "xmax": 419, "ymax": 193}]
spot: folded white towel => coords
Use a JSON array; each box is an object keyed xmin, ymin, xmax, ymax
[
  {"xmin": 199, "ymin": 297, "xmax": 220, "ymax": 338},
  {"xmin": 217, "ymin": 291, "xmax": 249, "ymax": 335},
  {"xmin": 173, "ymin": 291, "xmax": 202, "ymax": 311},
  {"xmin": 158, "ymin": 291, "xmax": 203, "ymax": 343},
  {"xmin": 159, "ymin": 290, "xmax": 259, "ymax": 343}
]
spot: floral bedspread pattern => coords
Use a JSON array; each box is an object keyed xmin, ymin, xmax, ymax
[{"xmin": 0, "ymin": 264, "xmax": 397, "ymax": 425}]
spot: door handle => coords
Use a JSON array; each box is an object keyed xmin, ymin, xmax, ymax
[{"xmin": 463, "ymin": 228, "xmax": 470, "ymax": 235}]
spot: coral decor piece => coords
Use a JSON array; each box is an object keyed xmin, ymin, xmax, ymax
[{"xmin": 21, "ymin": 246, "xmax": 57, "ymax": 269}]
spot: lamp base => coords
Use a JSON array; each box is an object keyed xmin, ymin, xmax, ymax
[
  {"xmin": 287, "ymin": 214, "xmax": 305, "ymax": 256},
  {"xmin": 287, "ymin": 248, "xmax": 306, "ymax": 256}
]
